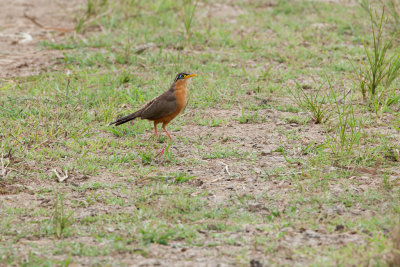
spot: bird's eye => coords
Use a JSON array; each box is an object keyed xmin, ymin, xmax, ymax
[{"xmin": 179, "ymin": 74, "xmax": 183, "ymax": 79}]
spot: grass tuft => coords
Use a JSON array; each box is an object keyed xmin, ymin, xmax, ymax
[
  {"xmin": 52, "ymin": 193, "xmax": 74, "ymax": 239},
  {"xmin": 182, "ymin": 0, "xmax": 198, "ymax": 46},
  {"xmin": 325, "ymin": 86, "xmax": 363, "ymax": 156},
  {"xmin": 358, "ymin": 3, "xmax": 400, "ymax": 111},
  {"xmin": 289, "ymin": 81, "xmax": 331, "ymax": 124}
]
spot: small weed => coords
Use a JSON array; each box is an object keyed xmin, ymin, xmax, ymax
[
  {"xmin": 289, "ymin": 82, "xmax": 331, "ymax": 124},
  {"xmin": 282, "ymin": 114, "xmax": 310, "ymax": 125},
  {"xmin": 301, "ymin": 141, "xmax": 322, "ymax": 156},
  {"xmin": 273, "ymin": 146, "xmax": 298, "ymax": 164},
  {"xmin": 118, "ymin": 70, "xmax": 132, "ymax": 85},
  {"xmin": 266, "ymin": 210, "xmax": 281, "ymax": 222},
  {"xmin": 139, "ymin": 225, "xmax": 175, "ymax": 245},
  {"xmin": 75, "ymin": 0, "xmax": 102, "ymax": 33},
  {"xmin": 387, "ymin": 0, "xmax": 400, "ymax": 27},
  {"xmin": 107, "ymin": 126, "xmax": 124, "ymax": 137},
  {"xmin": 174, "ymin": 172, "xmax": 195, "ymax": 183},
  {"xmin": 255, "ymin": 66, "xmax": 275, "ymax": 94},
  {"xmin": 274, "ymin": 104, "xmax": 301, "ymax": 113},
  {"xmin": 157, "ymin": 172, "xmax": 195, "ymax": 184},
  {"xmin": 182, "ymin": 0, "xmax": 198, "ymax": 46},
  {"xmin": 325, "ymin": 89, "xmax": 363, "ymax": 155},
  {"xmin": 236, "ymin": 109, "xmax": 265, "ymax": 124},
  {"xmin": 382, "ymin": 144, "xmax": 400, "ymax": 162},
  {"xmin": 357, "ymin": 4, "xmax": 400, "ymax": 108},
  {"xmin": 382, "ymin": 172, "xmax": 394, "ymax": 190},
  {"xmin": 196, "ymin": 116, "xmax": 225, "ymax": 127},
  {"xmin": 394, "ymin": 112, "xmax": 400, "ymax": 131},
  {"xmin": 140, "ymin": 151, "xmax": 153, "ymax": 165},
  {"xmin": 362, "ymin": 0, "xmax": 400, "ymax": 32},
  {"xmin": 52, "ymin": 193, "xmax": 73, "ymax": 239}
]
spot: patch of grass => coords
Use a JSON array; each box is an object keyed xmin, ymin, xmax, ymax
[
  {"xmin": 155, "ymin": 171, "xmax": 195, "ymax": 184},
  {"xmin": 195, "ymin": 116, "xmax": 226, "ymax": 127},
  {"xmin": 52, "ymin": 193, "xmax": 74, "ymax": 239},
  {"xmin": 182, "ymin": 0, "xmax": 198, "ymax": 46},
  {"xmin": 282, "ymin": 114, "xmax": 310, "ymax": 125},
  {"xmin": 290, "ymin": 81, "xmax": 331, "ymax": 124},
  {"xmin": 325, "ymin": 88, "xmax": 364, "ymax": 156},
  {"xmin": 138, "ymin": 224, "xmax": 177, "ymax": 245},
  {"xmin": 235, "ymin": 109, "xmax": 266, "ymax": 124},
  {"xmin": 140, "ymin": 150, "xmax": 154, "ymax": 165},
  {"xmin": 173, "ymin": 172, "xmax": 195, "ymax": 183},
  {"xmin": 357, "ymin": 3, "xmax": 400, "ymax": 109}
]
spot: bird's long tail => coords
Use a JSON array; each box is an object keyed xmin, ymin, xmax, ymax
[{"xmin": 109, "ymin": 112, "xmax": 139, "ymax": 126}]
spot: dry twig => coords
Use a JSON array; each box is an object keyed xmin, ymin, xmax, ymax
[
  {"xmin": 24, "ymin": 12, "xmax": 74, "ymax": 32},
  {"xmin": 220, "ymin": 161, "xmax": 231, "ymax": 176},
  {"xmin": 134, "ymin": 43, "xmax": 157, "ymax": 54},
  {"xmin": 53, "ymin": 169, "xmax": 69, "ymax": 183},
  {"xmin": 0, "ymin": 152, "xmax": 10, "ymax": 178}
]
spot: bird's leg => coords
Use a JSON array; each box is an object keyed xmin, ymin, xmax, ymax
[
  {"xmin": 154, "ymin": 122, "xmax": 167, "ymax": 156},
  {"xmin": 157, "ymin": 145, "xmax": 167, "ymax": 157},
  {"xmin": 153, "ymin": 122, "xmax": 159, "ymax": 138},
  {"xmin": 157, "ymin": 124, "xmax": 172, "ymax": 157},
  {"xmin": 162, "ymin": 124, "xmax": 172, "ymax": 140}
]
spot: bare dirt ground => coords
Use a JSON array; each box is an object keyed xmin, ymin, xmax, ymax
[{"xmin": 0, "ymin": 0, "xmax": 80, "ymax": 77}]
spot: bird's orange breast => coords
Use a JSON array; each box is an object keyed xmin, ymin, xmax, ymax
[{"xmin": 154, "ymin": 79, "xmax": 187, "ymax": 125}]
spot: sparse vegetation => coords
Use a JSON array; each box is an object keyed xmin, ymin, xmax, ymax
[
  {"xmin": 182, "ymin": 0, "xmax": 199, "ymax": 46},
  {"xmin": 290, "ymin": 81, "xmax": 332, "ymax": 124},
  {"xmin": 52, "ymin": 193, "xmax": 74, "ymax": 239},
  {"xmin": 357, "ymin": 3, "xmax": 400, "ymax": 110},
  {"xmin": 1, "ymin": 0, "xmax": 400, "ymax": 266},
  {"xmin": 325, "ymin": 87, "xmax": 364, "ymax": 156}
]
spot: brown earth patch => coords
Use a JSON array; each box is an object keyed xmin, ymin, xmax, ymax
[{"xmin": 0, "ymin": 0, "xmax": 81, "ymax": 78}]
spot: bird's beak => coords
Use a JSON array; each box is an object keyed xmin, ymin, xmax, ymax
[{"xmin": 185, "ymin": 74, "xmax": 197, "ymax": 79}]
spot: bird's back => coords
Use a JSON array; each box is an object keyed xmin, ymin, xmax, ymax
[{"xmin": 139, "ymin": 88, "xmax": 178, "ymax": 120}]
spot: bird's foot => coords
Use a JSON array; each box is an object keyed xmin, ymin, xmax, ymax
[{"xmin": 157, "ymin": 145, "xmax": 167, "ymax": 157}]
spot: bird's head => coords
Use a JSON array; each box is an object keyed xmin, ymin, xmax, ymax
[{"xmin": 174, "ymin": 72, "xmax": 197, "ymax": 83}]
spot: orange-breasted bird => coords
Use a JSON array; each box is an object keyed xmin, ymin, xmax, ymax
[{"xmin": 110, "ymin": 72, "xmax": 197, "ymax": 139}]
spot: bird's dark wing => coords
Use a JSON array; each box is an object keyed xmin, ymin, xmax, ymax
[{"xmin": 139, "ymin": 90, "xmax": 177, "ymax": 120}]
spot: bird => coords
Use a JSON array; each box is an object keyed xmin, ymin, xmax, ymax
[{"xmin": 110, "ymin": 72, "xmax": 197, "ymax": 139}]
